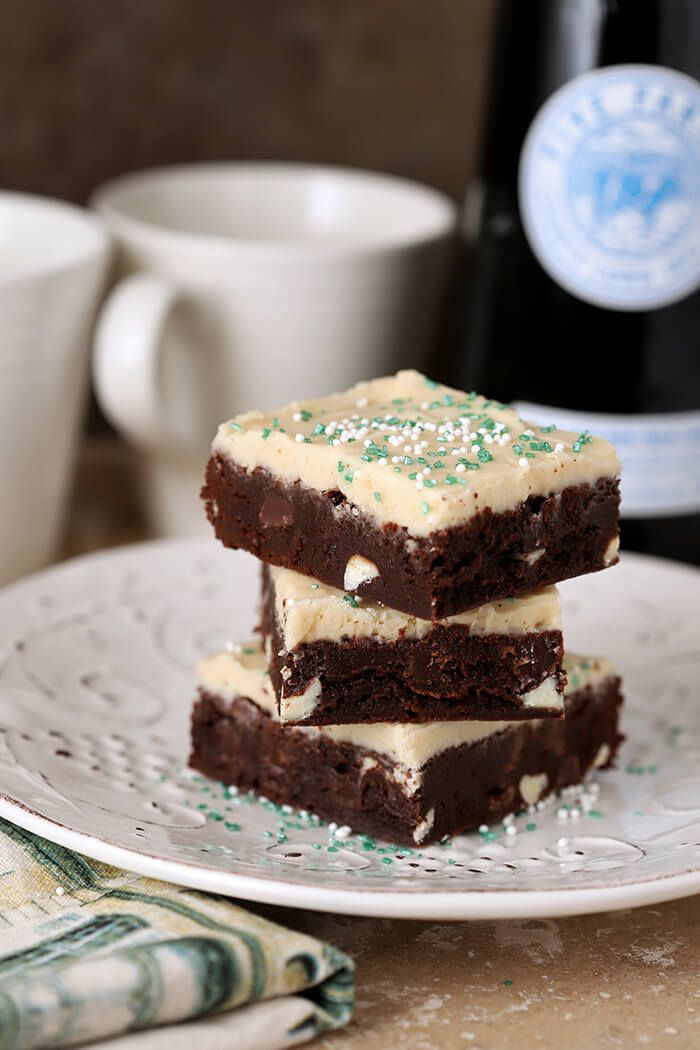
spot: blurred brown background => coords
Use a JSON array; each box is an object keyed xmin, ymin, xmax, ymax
[{"xmin": 1, "ymin": 0, "xmax": 494, "ymax": 205}]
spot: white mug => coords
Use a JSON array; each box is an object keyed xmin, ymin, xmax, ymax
[
  {"xmin": 0, "ymin": 192, "xmax": 110, "ymax": 586},
  {"xmin": 91, "ymin": 163, "xmax": 457, "ymax": 535}
]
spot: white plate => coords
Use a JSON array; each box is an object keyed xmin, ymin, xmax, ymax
[{"xmin": 0, "ymin": 539, "xmax": 698, "ymax": 920}]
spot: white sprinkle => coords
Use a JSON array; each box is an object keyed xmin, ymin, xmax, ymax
[
  {"xmin": 378, "ymin": 458, "xmax": 387, "ymax": 466},
  {"xmin": 332, "ymin": 438, "xmax": 340, "ymax": 446},
  {"xmin": 478, "ymin": 824, "xmax": 489, "ymax": 833},
  {"xmin": 353, "ymin": 470, "xmax": 360, "ymax": 478},
  {"xmin": 416, "ymin": 472, "xmax": 424, "ymax": 481},
  {"xmin": 295, "ymin": 433, "xmax": 305, "ymax": 443},
  {"xmin": 456, "ymin": 463, "xmax": 465, "ymax": 473},
  {"xmin": 334, "ymin": 824, "xmax": 352, "ymax": 839},
  {"xmin": 423, "ymin": 467, "xmax": 431, "ymax": 476},
  {"xmin": 328, "ymin": 821, "xmax": 338, "ymax": 833},
  {"xmin": 416, "ymin": 481, "xmax": 424, "ymax": 490},
  {"xmin": 556, "ymin": 806, "xmax": 569, "ymax": 821},
  {"xmin": 554, "ymin": 442, "xmax": 564, "ymax": 453},
  {"xmin": 292, "ymin": 412, "xmax": 302, "ymax": 422},
  {"xmin": 55, "ymin": 886, "xmax": 65, "ymax": 896},
  {"xmin": 363, "ymin": 438, "xmax": 372, "ymax": 447},
  {"xmin": 519, "ymin": 457, "xmax": 529, "ymax": 467},
  {"xmin": 471, "ymin": 444, "xmax": 480, "ymax": 453},
  {"xmin": 404, "ymin": 445, "xmax": 412, "ymax": 453},
  {"xmin": 356, "ymin": 397, "xmax": 368, "ymax": 408},
  {"xmin": 558, "ymin": 837, "xmax": 569, "ymax": 849},
  {"xmin": 506, "ymin": 825, "xmax": 517, "ymax": 837}
]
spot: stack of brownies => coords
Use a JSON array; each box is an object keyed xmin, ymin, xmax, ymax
[{"xmin": 191, "ymin": 370, "xmax": 625, "ymax": 847}]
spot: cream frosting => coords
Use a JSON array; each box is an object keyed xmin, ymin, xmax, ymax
[
  {"xmin": 197, "ymin": 643, "xmax": 614, "ymax": 785},
  {"xmin": 270, "ymin": 564, "xmax": 562, "ymax": 649},
  {"xmin": 212, "ymin": 369, "xmax": 621, "ymax": 537}
]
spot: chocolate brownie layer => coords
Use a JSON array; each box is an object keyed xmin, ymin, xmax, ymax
[
  {"xmin": 190, "ymin": 652, "xmax": 624, "ymax": 847},
  {"xmin": 190, "ymin": 681, "xmax": 623, "ymax": 848},
  {"xmin": 203, "ymin": 453, "xmax": 620, "ymax": 618},
  {"xmin": 261, "ymin": 566, "xmax": 565, "ymax": 723}
]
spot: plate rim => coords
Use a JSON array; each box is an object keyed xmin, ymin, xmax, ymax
[
  {"xmin": 1, "ymin": 793, "xmax": 699, "ymax": 920},
  {"xmin": 1, "ymin": 537, "xmax": 699, "ymax": 920}
]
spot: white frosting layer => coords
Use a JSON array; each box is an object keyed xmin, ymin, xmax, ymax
[
  {"xmin": 198, "ymin": 644, "xmax": 613, "ymax": 785},
  {"xmin": 270, "ymin": 564, "xmax": 562, "ymax": 649},
  {"xmin": 562, "ymin": 652, "xmax": 615, "ymax": 692},
  {"xmin": 212, "ymin": 370, "xmax": 621, "ymax": 537}
]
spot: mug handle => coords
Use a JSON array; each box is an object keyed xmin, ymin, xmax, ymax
[{"xmin": 93, "ymin": 273, "xmax": 187, "ymax": 451}]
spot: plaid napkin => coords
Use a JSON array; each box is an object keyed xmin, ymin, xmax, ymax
[{"xmin": 0, "ymin": 818, "xmax": 354, "ymax": 1050}]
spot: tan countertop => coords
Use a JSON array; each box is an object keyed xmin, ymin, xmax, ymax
[{"xmin": 62, "ymin": 440, "xmax": 700, "ymax": 1050}]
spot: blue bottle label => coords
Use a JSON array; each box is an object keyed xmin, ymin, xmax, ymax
[
  {"xmin": 514, "ymin": 402, "xmax": 700, "ymax": 517},
  {"xmin": 519, "ymin": 64, "xmax": 700, "ymax": 310}
]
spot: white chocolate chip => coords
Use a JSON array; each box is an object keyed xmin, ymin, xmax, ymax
[{"xmin": 343, "ymin": 555, "xmax": 380, "ymax": 591}]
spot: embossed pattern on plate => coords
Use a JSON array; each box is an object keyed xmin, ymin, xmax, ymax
[{"xmin": 0, "ymin": 538, "xmax": 698, "ymax": 919}]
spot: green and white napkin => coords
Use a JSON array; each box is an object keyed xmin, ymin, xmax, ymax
[{"xmin": 0, "ymin": 818, "xmax": 354, "ymax": 1050}]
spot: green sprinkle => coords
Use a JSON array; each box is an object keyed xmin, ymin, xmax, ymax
[
  {"xmin": 374, "ymin": 491, "xmax": 382, "ymax": 502},
  {"xmin": 443, "ymin": 394, "xmax": 454, "ymax": 406},
  {"xmin": 300, "ymin": 409, "xmax": 312, "ymax": 422},
  {"xmin": 403, "ymin": 456, "xmax": 413, "ymax": 465},
  {"xmin": 263, "ymin": 830, "xmax": 274, "ymax": 838},
  {"xmin": 424, "ymin": 377, "xmax": 439, "ymax": 388},
  {"xmin": 408, "ymin": 472, "xmax": 418, "ymax": 480},
  {"xmin": 589, "ymin": 810, "xmax": 603, "ymax": 818},
  {"xmin": 393, "ymin": 466, "xmax": 401, "ymax": 472},
  {"xmin": 311, "ymin": 583, "xmax": 319, "ymax": 589},
  {"xmin": 225, "ymin": 822, "xmax": 241, "ymax": 832},
  {"xmin": 327, "ymin": 845, "xmax": 338, "ymax": 853},
  {"xmin": 197, "ymin": 803, "xmax": 208, "ymax": 811},
  {"xmin": 381, "ymin": 857, "xmax": 393, "ymax": 865},
  {"xmin": 423, "ymin": 478, "xmax": 437, "ymax": 488},
  {"xmin": 477, "ymin": 449, "xmax": 493, "ymax": 462},
  {"xmin": 244, "ymin": 647, "xmax": 256, "ymax": 655},
  {"xmin": 421, "ymin": 501, "xmax": 430, "ymax": 514},
  {"xmin": 445, "ymin": 475, "xmax": 458, "ymax": 485},
  {"xmin": 262, "ymin": 428, "xmax": 271, "ymax": 440},
  {"xmin": 512, "ymin": 444, "xmax": 524, "ymax": 455},
  {"xmin": 337, "ymin": 461, "xmax": 344, "ymax": 473},
  {"xmin": 344, "ymin": 473, "xmax": 353, "ymax": 482},
  {"xmin": 361, "ymin": 453, "xmax": 373, "ymax": 462},
  {"xmin": 541, "ymin": 424, "xmax": 556, "ymax": 433},
  {"xmin": 525, "ymin": 451, "xmax": 536, "ymax": 458},
  {"xmin": 311, "ymin": 842, "xmax": 322, "ymax": 850},
  {"xmin": 526, "ymin": 822, "xmax": 537, "ymax": 832},
  {"xmin": 230, "ymin": 421, "xmax": 241, "ymax": 431},
  {"xmin": 343, "ymin": 594, "xmax": 359, "ymax": 609},
  {"xmin": 312, "ymin": 423, "xmax": 326, "ymax": 435},
  {"xmin": 503, "ymin": 979, "xmax": 513, "ymax": 986}
]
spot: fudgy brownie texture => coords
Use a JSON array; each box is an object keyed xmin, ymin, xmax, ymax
[
  {"xmin": 203, "ymin": 453, "xmax": 620, "ymax": 618},
  {"xmin": 261, "ymin": 565, "xmax": 565, "ymax": 723},
  {"xmin": 189, "ymin": 679, "xmax": 624, "ymax": 847}
]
